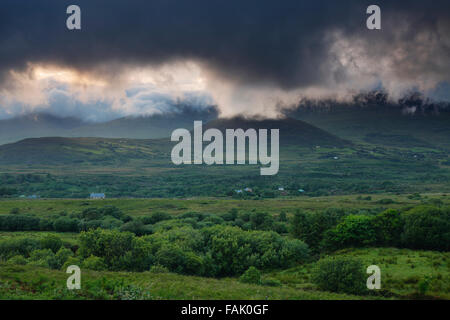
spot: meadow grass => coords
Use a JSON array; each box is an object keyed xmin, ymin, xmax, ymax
[
  {"xmin": 1, "ymin": 247, "xmax": 447, "ymax": 300},
  {"xmin": 0, "ymin": 196, "xmax": 448, "ymax": 300},
  {"xmin": 0, "ymin": 193, "xmax": 448, "ymax": 218}
]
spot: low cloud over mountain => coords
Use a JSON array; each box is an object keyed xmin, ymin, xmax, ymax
[{"xmin": 0, "ymin": 0, "xmax": 449, "ymax": 119}]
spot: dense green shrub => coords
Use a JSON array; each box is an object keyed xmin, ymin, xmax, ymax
[
  {"xmin": 152, "ymin": 219, "xmax": 190, "ymax": 232},
  {"xmin": 79, "ymin": 206, "xmax": 126, "ymax": 221},
  {"xmin": 146, "ymin": 226, "xmax": 204, "ymax": 253},
  {"xmin": 155, "ymin": 243, "xmax": 204, "ymax": 275},
  {"xmin": 322, "ymin": 215, "xmax": 377, "ymax": 250},
  {"xmin": 0, "ymin": 187, "xmax": 16, "ymax": 196},
  {"xmin": 27, "ymin": 249, "xmax": 56, "ymax": 268},
  {"xmin": 100, "ymin": 206, "xmax": 127, "ymax": 220},
  {"xmin": 239, "ymin": 266, "xmax": 261, "ymax": 284},
  {"xmin": 53, "ymin": 217, "xmax": 80, "ymax": 232},
  {"xmin": 53, "ymin": 247, "xmax": 74, "ymax": 269},
  {"xmin": 154, "ymin": 243, "xmax": 186, "ymax": 272},
  {"xmin": 78, "ymin": 229, "xmax": 153, "ymax": 271},
  {"xmin": 6, "ymin": 255, "xmax": 27, "ymax": 265},
  {"xmin": 312, "ymin": 256, "xmax": 367, "ymax": 295},
  {"xmin": 74, "ymin": 225, "xmax": 309, "ymax": 277},
  {"xmin": 221, "ymin": 208, "xmax": 238, "ymax": 221},
  {"xmin": 249, "ymin": 212, "xmax": 274, "ymax": 230},
  {"xmin": 373, "ymin": 209, "xmax": 404, "ymax": 246},
  {"xmin": 202, "ymin": 215, "xmax": 225, "ymax": 226},
  {"xmin": 62, "ymin": 256, "xmax": 82, "ymax": 270},
  {"xmin": 273, "ymin": 222, "xmax": 288, "ymax": 234},
  {"xmin": 278, "ymin": 211, "xmax": 287, "ymax": 222},
  {"xmin": 79, "ymin": 208, "xmax": 105, "ymax": 220},
  {"xmin": 40, "ymin": 234, "xmax": 63, "ymax": 253},
  {"xmin": 238, "ymin": 212, "xmax": 250, "ymax": 222},
  {"xmin": 0, "ymin": 215, "xmax": 41, "ymax": 231},
  {"xmin": 82, "ymin": 255, "xmax": 107, "ymax": 271},
  {"xmin": 100, "ymin": 216, "xmax": 124, "ymax": 229},
  {"xmin": 290, "ymin": 209, "xmax": 347, "ymax": 250},
  {"xmin": 149, "ymin": 264, "xmax": 169, "ymax": 273},
  {"xmin": 290, "ymin": 205, "xmax": 449, "ymax": 252},
  {"xmin": 120, "ymin": 220, "xmax": 153, "ymax": 236},
  {"xmin": 401, "ymin": 206, "xmax": 450, "ymax": 251},
  {"xmin": 79, "ymin": 219, "xmax": 103, "ymax": 231},
  {"xmin": 140, "ymin": 212, "xmax": 172, "ymax": 224},
  {"xmin": 39, "ymin": 218, "xmax": 54, "ymax": 231},
  {"xmin": 202, "ymin": 225, "xmax": 309, "ymax": 276},
  {"xmin": 0, "ymin": 237, "xmax": 40, "ymax": 260}
]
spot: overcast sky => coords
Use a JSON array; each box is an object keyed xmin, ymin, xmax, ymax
[{"xmin": 0, "ymin": 0, "xmax": 449, "ymax": 121}]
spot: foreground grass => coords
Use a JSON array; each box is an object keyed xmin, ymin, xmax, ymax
[
  {"xmin": 0, "ymin": 197, "xmax": 448, "ymax": 300},
  {"xmin": 1, "ymin": 248, "xmax": 448, "ymax": 300},
  {"xmin": 0, "ymin": 264, "xmax": 363, "ymax": 300},
  {"xmin": 268, "ymin": 248, "xmax": 450, "ymax": 300}
]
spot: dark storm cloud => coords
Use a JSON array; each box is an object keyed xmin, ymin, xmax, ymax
[{"xmin": 1, "ymin": 0, "xmax": 448, "ymax": 91}]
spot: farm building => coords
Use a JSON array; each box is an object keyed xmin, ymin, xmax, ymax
[{"xmin": 90, "ymin": 193, "xmax": 105, "ymax": 199}]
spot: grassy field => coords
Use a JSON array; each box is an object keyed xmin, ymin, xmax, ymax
[
  {"xmin": 0, "ymin": 247, "xmax": 448, "ymax": 300},
  {"xmin": 1, "ymin": 131, "xmax": 449, "ymax": 199},
  {"xmin": 0, "ymin": 193, "xmax": 449, "ymax": 218},
  {"xmin": 0, "ymin": 196, "xmax": 449, "ymax": 300},
  {"xmin": 268, "ymin": 248, "xmax": 450, "ymax": 300}
]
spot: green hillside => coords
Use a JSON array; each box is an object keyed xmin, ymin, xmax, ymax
[
  {"xmin": 291, "ymin": 106, "xmax": 450, "ymax": 150},
  {"xmin": 0, "ymin": 116, "xmax": 448, "ymax": 198},
  {"xmin": 0, "ymin": 137, "xmax": 169, "ymax": 165}
]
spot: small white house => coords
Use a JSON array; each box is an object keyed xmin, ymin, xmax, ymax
[
  {"xmin": 278, "ymin": 187, "xmax": 284, "ymax": 191},
  {"xmin": 90, "ymin": 193, "xmax": 105, "ymax": 199},
  {"xmin": 244, "ymin": 187, "xmax": 253, "ymax": 193}
]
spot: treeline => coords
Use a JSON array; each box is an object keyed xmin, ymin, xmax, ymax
[
  {"xmin": 0, "ymin": 206, "xmax": 130, "ymax": 232},
  {"xmin": 0, "ymin": 206, "xmax": 290, "ymax": 235},
  {"xmin": 291, "ymin": 205, "xmax": 450, "ymax": 252},
  {"xmin": 2, "ymin": 163, "xmax": 447, "ymax": 199}
]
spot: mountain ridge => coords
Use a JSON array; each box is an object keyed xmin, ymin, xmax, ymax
[
  {"xmin": 0, "ymin": 107, "xmax": 218, "ymax": 145},
  {"xmin": 0, "ymin": 117, "xmax": 350, "ymax": 165}
]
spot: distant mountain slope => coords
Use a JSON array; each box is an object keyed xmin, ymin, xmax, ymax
[
  {"xmin": 0, "ymin": 117, "xmax": 350, "ymax": 165},
  {"xmin": 72, "ymin": 106, "xmax": 218, "ymax": 140},
  {"xmin": 0, "ymin": 107, "xmax": 217, "ymax": 145},
  {"xmin": 0, "ymin": 113, "xmax": 83, "ymax": 145},
  {"xmin": 286, "ymin": 106, "xmax": 450, "ymax": 150},
  {"xmin": 205, "ymin": 117, "xmax": 351, "ymax": 147},
  {"xmin": 0, "ymin": 137, "xmax": 170, "ymax": 165}
]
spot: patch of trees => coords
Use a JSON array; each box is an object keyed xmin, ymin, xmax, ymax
[
  {"xmin": 0, "ymin": 214, "xmax": 41, "ymax": 231},
  {"xmin": 312, "ymin": 256, "xmax": 367, "ymax": 295},
  {"xmin": 77, "ymin": 226, "xmax": 309, "ymax": 276},
  {"xmin": 0, "ymin": 206, "xmax": 290, "ymax": 238},
  {"xmin": 0, "ymin": 206, "xmax": 132, "ymax": 233},
  {"xmin": 291, "ymin": 205, "xmax": 450, "ymax": 252},
  {"xmin": 0, "ymin": 234, "xmax": 73, "ymax": 270},
  {"xmin": 0, "ymin": 187, "xmax": 17, "ymax": 197},
  {"xmin": 1, "ymin": 224, "xmax": 310, "ymax": 277}
]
